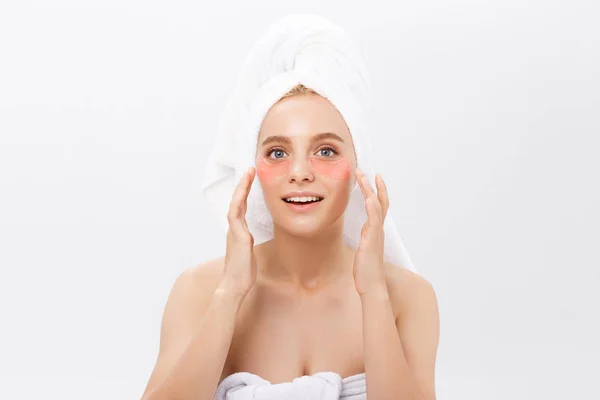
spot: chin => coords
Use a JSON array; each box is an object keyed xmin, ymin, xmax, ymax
[
  {"xmin": 273, "ymin": 223, "xmax": 334, "ymax": 241},
  {"xmin": 277, "ymin": 218, "xmax": 326, "ymax": 237}
]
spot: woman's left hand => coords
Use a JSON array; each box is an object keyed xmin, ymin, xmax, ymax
[{"xmin": 352, "ymin": 168, "xmax": 389, "ymax": 296}]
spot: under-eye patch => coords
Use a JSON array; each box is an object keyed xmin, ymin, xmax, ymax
[
  {"xmin": 256, "ymin": 156, "xmax": 351, "ymax": 182},
  {"xmin": 256, "ymin": 157, "xmax": 291, "ymax": 182},
  {"xmin": 308, "ymin": 157, "xmax": 351, "ymax": 180}
]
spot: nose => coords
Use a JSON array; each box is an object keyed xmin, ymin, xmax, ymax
[{"xmin": 287, "ymin": 156, "xmax": 315, "ymax": 183}]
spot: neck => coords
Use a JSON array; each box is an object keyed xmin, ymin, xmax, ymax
[{"xmin": 260, "ymin": 222, "xmax": 355, "ymax": 291}]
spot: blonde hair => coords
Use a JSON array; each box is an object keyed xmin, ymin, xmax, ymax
[{"xmin": 279, "ymin": 83, "xmax": 319, "ymax": 100}]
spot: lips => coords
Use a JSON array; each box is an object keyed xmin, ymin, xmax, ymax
[
  {"xmin": 282, "ymin": 197, "xmax": 323, "ymax": 204},
  {"xmin": 282, "ymin": 197, "xmax": 323, "ymax": 212},
  {"xmin": 281, "ymin": 191, "xmax": 324, "ymax": 200}
]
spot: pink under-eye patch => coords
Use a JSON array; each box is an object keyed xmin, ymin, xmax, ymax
[
  {"xmin": 255, "ymin": 156, "xmax": 351, "ymax": 182},
  {"xmin": 308, "ymin": 157, "xmax": 351, "ymax": 180},
  {"xmin": 256, "ymin": 157, "xmax": 291, "ymax": 182}
]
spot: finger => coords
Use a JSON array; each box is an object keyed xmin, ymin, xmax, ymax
[
  {"xmin": 227, "ymin": 170, "xmax": 248, "ymax": 218},
  {"xmin": 240, "ymin": 167, "xmax": 256, "ymax": 231},
  {"xmin": 241, "ymin": 166, "xmax": 255, "ymax": 217},
  {"xmin": 355, "ymin": 168, "xmax": 377, "ymax": 220},
  {"xmin": 356, "ymin": 168, "xmax": 383, "ymax": 220},
  {"xmin": 361, "ymin": 199, "xmax": 383, "ymax": 250},
  {"xmin": 365, "ymin": 197, "xmax": 381, "ymax": 226},
  {"xmin": 375, "ymin": 174, "xmax": 389, "ymax": 221},
  {"xmin": 356, "ymin": 168, "xmax": 377, "ymax": 199},
  {"xmin": 228, "ymin": 169, "xmax": 252, "ymax": 226},
  {"xmin": 355, "ymin": 168, "xmax": 369, "ymax": 200}
]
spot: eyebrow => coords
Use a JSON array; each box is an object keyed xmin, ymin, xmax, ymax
[{"xmin": 260, "ymin": 132, "xmax": 345, "ymax": 146}]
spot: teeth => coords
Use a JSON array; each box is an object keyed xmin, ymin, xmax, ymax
[{"xmin": 284, "ymin": 196, "xmax": 322, "ymax": 203}]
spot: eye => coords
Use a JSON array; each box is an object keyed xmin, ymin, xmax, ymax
[
  {"xmin": 317, "ymin": 147, "xmax": 338, "ymax": 157},
  {"xmin": 266, "ymin": 148, "xmax": 287, "ymax": 159}
]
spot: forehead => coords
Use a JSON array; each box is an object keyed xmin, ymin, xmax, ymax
[{"xmin": 257, "ymin": 94, "xmax": 353, "ymax": 144}]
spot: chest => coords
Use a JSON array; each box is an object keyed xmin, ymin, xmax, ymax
[{"xmin": 224, "ymin": 285, "xmax": 366, "ymax": 384}]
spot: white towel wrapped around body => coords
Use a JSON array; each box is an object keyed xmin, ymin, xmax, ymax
[
  {"xmin": 214, "ymin": 372, "xmax": 367, "ymax": 400},
  {"xmin": 201, "ymin": 13, "xmax": 417, "ymax": 273}
]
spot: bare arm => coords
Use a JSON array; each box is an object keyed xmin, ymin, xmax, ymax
[
  {"xmin": 362, "ymin": 270, "xmax": 439, "ymax": 400},
  {"xmin": 141, "ymin": 167, "xmax": 257, "ymax": 400},
  {"xmin": 140, "ymin": 265, "xmax": 245, "ymax": 400}
]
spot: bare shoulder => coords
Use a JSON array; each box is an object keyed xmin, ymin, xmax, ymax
[
  {"xmin": 184, "ymin": 256, "xmax": 226, "ymax": 291},
  {"xmin": 384, "ymin": 262, "xmax": 436, "ymax": 320},
  {"xmin": 161, "ymin": 256, "xmax": 227, "ymax": 337},
  {"xmin": 167, "ymin": 257, "xmax": 226, "ymax": 303},
  {"xmin": 140, "ymin": 256, "xmax": 227, "ymax": 399}
]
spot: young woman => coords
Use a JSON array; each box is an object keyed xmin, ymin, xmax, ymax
[{"xmin": 139, "ymin": 84, "xmax": 440, "ymax": 400}]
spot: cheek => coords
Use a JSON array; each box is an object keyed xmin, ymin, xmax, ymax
[
  {"xmin": 309, "ymin": 157, "xmax": 352, "ymax": 180},
  {"xmin": 256, "ymin": 157, "xmax": 290, "ymax": 183}
]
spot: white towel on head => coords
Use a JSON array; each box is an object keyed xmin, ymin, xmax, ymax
[{"xmin": 201, "ymin": 13, "xmax": 417, "ymax": 273}]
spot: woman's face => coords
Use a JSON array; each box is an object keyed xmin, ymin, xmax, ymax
[{"xmin": 255, "ymin": 93, "xmax": 357, "ymax": 237}]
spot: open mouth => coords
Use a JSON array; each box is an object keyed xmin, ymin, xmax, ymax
[
  {"xmin": 281, "ymin": 196, "xmax": 324, "ymax": 204},
  {"xmin": 281, "ymin": 196, "xmax": 324, "ymax": 212}
]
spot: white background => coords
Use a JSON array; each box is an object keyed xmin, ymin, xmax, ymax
[{"xmin": 1, "ymin": 1, "xmax": 598, "ymax": 399}]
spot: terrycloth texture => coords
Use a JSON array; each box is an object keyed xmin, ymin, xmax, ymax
[
  {"xmin": 201, "ymin": 14, "xmax": 417, "ymax": 273},
  {"xmin": 214, "ymin": 372, "xmax": 366, "ymax": 400}
]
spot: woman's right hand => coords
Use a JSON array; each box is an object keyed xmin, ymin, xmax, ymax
[{"xmin": 219, "ymin": 166, "xmax": 258, "ymax": 299}]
